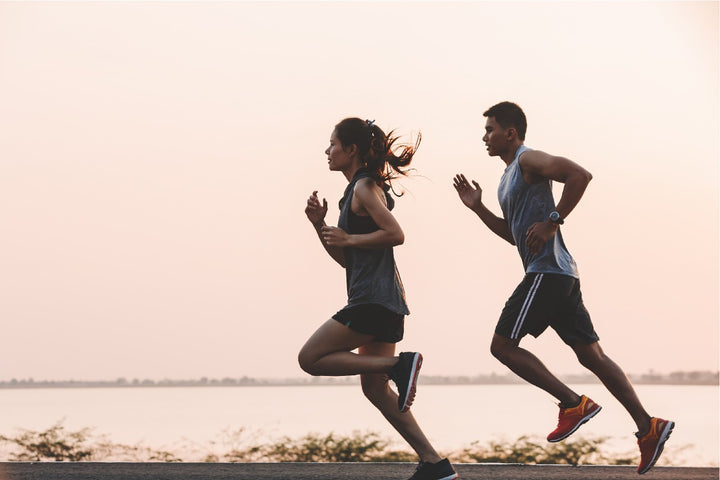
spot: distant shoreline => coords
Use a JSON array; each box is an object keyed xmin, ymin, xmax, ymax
[{"xmin": 1, "ymin": 371, "xmax": 717, "ymax": 389}]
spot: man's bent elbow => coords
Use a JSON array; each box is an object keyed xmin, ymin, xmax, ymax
[{"xmin": 569, "ymin": 169, "xmax": 592, "ymax": 189}]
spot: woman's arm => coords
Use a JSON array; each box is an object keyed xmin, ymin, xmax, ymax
[
  {"xmin": 305, "ymin": 190, "xmax": 346, "ymax": 267},
  {"xmin": 321, "ymin": 179, "xmax": 404, "ymax": 249}
]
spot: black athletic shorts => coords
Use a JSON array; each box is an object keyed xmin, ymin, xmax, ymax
[
  {"xmin": 332, "ymin": 303, "xmax": 405, "ymax": 344},
  {"xmin": 496, "ymin": 273, "xmax": 599, "ymax": 346}
]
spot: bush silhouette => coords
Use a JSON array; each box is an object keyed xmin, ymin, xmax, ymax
[{"xmin": 0, "ymin": 422, "xmax": 650, "ymax": 465}]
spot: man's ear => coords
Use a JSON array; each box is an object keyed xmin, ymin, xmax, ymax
[{"xmin": 507, "ymin": 127, "xmax": 518, "ymax": 141}]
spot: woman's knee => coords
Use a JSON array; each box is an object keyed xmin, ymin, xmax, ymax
[
  {"xmin": 297, "ymin": 347, "xmax": 320, "ymax": 375},
  {"xmin": 361, "ymin": 374, "xmax": 389, "ymax": 405}
]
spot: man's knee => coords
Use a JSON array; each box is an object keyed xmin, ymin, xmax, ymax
[
  {"xmin": 574, "ymin": 342, "xmax": 606, "ymax": 370},
  {"xmin": 490, "ymin": 335, "xmax": 517, "ymax": 362}
]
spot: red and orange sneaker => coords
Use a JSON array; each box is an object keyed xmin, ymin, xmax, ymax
[
  {"xmin": 547, "ymin": 395, "xmax": 601, "ymax": 442},
  {"xmin": 637, "ymin": 417, "xmax": 675, "ymax": 474}
]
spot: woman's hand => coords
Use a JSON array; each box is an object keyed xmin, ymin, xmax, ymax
[
  {"xmin": 321, "ymin": 226, "xmax": 350, "ymax": 247},
  {"xmin": 305, "ymin": 190, "xmax": 328, "ymax": 227}
]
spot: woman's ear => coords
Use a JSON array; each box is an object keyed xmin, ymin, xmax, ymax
[{"xmin": 345, "ymin": 143, "xmax": 359, "ymax": 158}]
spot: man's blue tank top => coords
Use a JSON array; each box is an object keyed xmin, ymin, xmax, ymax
[
  {"xmin": 497, "ymin": 145, "xmax": 579, "ymax": 278},
  {"xmin": 336, "ymin": 168, "xmax": 410, "ymax": 315}
]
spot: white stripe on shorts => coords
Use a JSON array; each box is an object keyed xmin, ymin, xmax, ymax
[{"xmin": 511, "ymin": 273, "xmax": 544, "ymax": 339}]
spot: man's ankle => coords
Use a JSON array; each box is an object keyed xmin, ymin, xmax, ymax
[{"xmin": 559, "ymin": 395, "xmax": 582, "ymax": 409}]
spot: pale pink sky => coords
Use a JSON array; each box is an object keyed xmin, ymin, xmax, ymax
[{"xmin": 0, "ymin": 1, "xmax": 717, "ymax": 380}]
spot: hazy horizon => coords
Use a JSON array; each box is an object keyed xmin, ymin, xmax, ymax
[
  {"xmin": 1, "ymin": 1, "xmax": 717, "ymax": 381},
  {"xmin": 1, "ymin": 368, "xmax": 717, "ymax": 384}
]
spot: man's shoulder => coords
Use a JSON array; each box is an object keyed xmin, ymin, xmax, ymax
[
  {"xmin": 517, "ymin": 148, "xmax": 556, "ymax": 184},
  {"xmin": 517, "ymin": 146, "xmax": 549, "ymax": 162}
]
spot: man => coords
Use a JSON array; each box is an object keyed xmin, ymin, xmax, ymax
[{"xmin": 453, "ymin": 101, "xmax": 673, "ymax": 474}]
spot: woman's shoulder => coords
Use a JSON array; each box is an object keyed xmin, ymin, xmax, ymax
[
  {"xmin": 353, "ymin": 176, "xmax": 382, "ymax": 193},
  {"xmin": 353, "ymin": 176, "xmax": 390, "ymax": 208}
]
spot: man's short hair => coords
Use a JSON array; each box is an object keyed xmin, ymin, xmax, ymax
[{"xmin": 483, "ymin": 101, "xmax": 527, "ymax": 141}]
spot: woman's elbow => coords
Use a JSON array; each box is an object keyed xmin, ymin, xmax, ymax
[{"xmin": 393, "ymin": 230, "xmax": 405, "ymax": 246}]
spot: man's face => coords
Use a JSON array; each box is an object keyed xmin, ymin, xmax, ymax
[{"xmin": 482, "ymin": 116, "xmax": 509, "ymax": 157}]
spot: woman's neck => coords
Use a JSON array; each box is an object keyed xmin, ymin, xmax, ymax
[{"xmin": 342, "ymin": 161, "xmax": 364, "ymax": 182}]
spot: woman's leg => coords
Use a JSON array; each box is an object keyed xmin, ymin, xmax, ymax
[
  {"xmin": 359, "ymin": 341, "xmax": 443, "ymax": 464},
  {"xmin": 298, "ymin": 319, "xmax": 398, "ymax": 376}
]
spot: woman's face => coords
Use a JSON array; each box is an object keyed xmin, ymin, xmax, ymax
[{"xmin": 325, "ymin": 130, "xmax": 354, "ymax": 172}]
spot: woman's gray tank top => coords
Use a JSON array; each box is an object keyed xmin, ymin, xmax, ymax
[
  {"xmin": 497, "ymin": 145, "xmax": 579, "ymax": 278},
  {"xmin": 337, "ymin": 169, "xmax": 410, "ymax": 315}
]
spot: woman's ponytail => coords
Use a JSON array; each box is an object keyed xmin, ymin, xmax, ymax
[{"xmin": 334, "ymin": 117, "xmax": 420, "ymax": 194}]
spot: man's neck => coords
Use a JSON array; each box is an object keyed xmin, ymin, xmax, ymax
[{"xmin": 500, "ymin": 142, "xmax": 524, "ymax": 166}]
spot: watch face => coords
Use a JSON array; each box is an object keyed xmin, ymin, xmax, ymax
[{"xmin": 550, "ymin": 212, "xmax": 560, "ymax": 222}]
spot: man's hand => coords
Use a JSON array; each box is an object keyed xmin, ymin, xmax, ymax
[
  {"xmin": 525, "ymin": 221, "xmax": 558, "ymax": 254},
  {"xmin": 453, "ymin": 174, "xmax": 483, "ymax": 211},
  {"xmin": 321, "ymin": 226, "xmax": 350, "ymax": 247},
  {"xmin": 305, "ymin": 190, "xmax": 328, "ymax": 227}
]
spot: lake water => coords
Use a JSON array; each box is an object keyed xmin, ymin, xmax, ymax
[{"xmin": 0, "ymin": 384, "xmax": 715, "ymax": 466}]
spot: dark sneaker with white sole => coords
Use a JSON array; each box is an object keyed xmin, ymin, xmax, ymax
[
  {"xmin": 407, "ymin": 458, "xmax": 458, "ymax": 480},
  {"xmin": 388, "ymin": 351, "xmax": 422, "ymax": 412}
]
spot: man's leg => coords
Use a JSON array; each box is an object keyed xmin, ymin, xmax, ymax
[
  {"xmin": 572, "ymin": 341, "xmax": 675, "ymax": 474},
  {"xmin": 490, "ymin": 333, "xmax": 580, "ymax": 405},
  {"xmin": 491, "ymin": 333, "xmax": 602, "ymax": 442},
  {"xmin": 572, "ymin": 341, "xmax": 651, "ymax": 434}
]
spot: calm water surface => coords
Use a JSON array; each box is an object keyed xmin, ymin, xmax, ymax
[{"xmin": 0, "ymin": 384, "xmax": 715, "ymax": 466}]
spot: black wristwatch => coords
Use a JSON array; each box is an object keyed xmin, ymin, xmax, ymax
[{"xmin": 549, "ymin": 211, "xmax": 564, "ymax": 225}]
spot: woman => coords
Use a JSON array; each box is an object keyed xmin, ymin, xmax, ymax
[{"xmin": 298, "ymin": 118, "xmax": 457, "ymax": 480}]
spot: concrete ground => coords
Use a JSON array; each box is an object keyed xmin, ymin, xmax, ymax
[{"xmin": 0, "ymin": 462, "xmax": 716, "ymax": 480}]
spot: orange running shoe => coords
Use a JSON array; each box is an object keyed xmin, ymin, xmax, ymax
[
  {"xmin": 547, "ymin": 395, "xmax": 602, "ymax": 442},
  {"xmin": 637, "ymin": 417, "xmax": 675, "ymax": 474}
]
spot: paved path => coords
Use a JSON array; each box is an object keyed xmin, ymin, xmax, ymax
[{"xmin": 0, "ymin": 463, "xmax": 716, "ymax": 480}]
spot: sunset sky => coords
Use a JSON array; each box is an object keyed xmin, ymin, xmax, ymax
[{"xmin": 1, "ymin": 1, "xmax": 717, "ymax": 381}]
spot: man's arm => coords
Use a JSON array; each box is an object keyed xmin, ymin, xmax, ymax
[
  {"xmin": 453, "ymin": 174, "xmax": 515, "ymax": 245},
  {"xmin": 520, "ymin": 150, "xmax": 592, "ymax": 254},
  {"xmin": 520, "ymin": 150, "xmax": 592, "ymax": 220}
]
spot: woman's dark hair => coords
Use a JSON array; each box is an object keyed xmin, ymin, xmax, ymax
[{"xmin": 333, "ymin": 117, "xmax": 420, "ymax": 193}]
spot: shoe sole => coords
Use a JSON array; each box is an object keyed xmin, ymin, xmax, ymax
[
  {"xmin": 638, "ymin": 420, "xmax": 675, "ymax": 474},
  {"xmin": 408, "ymin": 468, "xmax": 457, "ymax": 480},
  {"xmin": 399, "ymin": 353, "xmax": 422, "ymax": 412},
  {"xmin": 547, "ymin": 404, "xmax": 602, "ymax": 443},
  {"xmin": 437, "ymin": 474, "xmax": 458, "ymax": 480}
]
